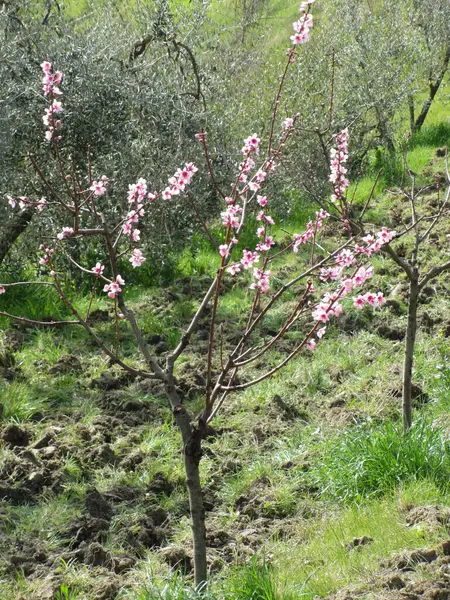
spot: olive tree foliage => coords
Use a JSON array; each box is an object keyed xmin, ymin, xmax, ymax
[
  {"xmin": 278, "ymin": 0, "xmax": 449, "ymax": 205},
  {"xmin": 406, "ymin": 0, "xmax": 450, "ymax": 132},
  {"xmin": 0, "ymin": 0, "xmax": 236, "ymax": 277},
  {"xmin": 232, "ymin": 0, "xmax": 270, "ymax": 44}
]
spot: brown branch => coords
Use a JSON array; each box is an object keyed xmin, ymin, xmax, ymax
[{"xmin": 0, "ymin": 312, "xmax": 80, "ymax": 327}]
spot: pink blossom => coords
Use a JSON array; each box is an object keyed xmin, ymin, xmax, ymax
[
  {"xmin": 257, "ymin": 195, "xmax": 268, "ymax": 207},
  {"xmin": 103, "ymin": 282, "xmax": 121, "ymax": 299},
  {"xmin": 256, "ymin": 211, "xmax": 275, "ymax": 225},
  {"xmin": 256, "ymin": 236, "xmax": 275, "ymax": 252},
  {"xmin": 250, "ymin": 268, "xmax": 271, "ymax": 294},
  {"xmin": 57, "ymin": 227, "xmax": 74, "ymax": 240},
  {"xmin": 329, "ymin": 128, "xmax": 349, "ymax": 204},
  {"xmin": 354, "ymin": 295, "xmax": 366, "ymax": 309},
  {"xmin": 241, "ymin": 250, "xmax": 260, "ymax": 269},
  {"xmin": 227, "ymin": 263, "xmax": 241, "ymax": 276},
  {"xmin": 312, "ymin": 305, "xmax": 330, "ymax": 323},
  {"xmin": 352, "ymin": 266, "xmax": 373, "ymax": 287},
  {"xmin": 335, "ymin": 249, "xmax": 355, "ymax": 267},
  {"xmin": 307, "ymin": 338, "xmax": 316, "ymax": 351},
  {"xmin": 132, "ymin": 229, "xmax": 141, "ymax": 242},
  {"xmin": 221, "ymin": 205, "xmax": 242, "ymax": 228},
  {"xmin": 290, "ymin": 2, "xmax": 314, "ymax": 45},
  {"xmin": 283, "ymin": 117, "xmax": 294, "ymax": 129},
  {"xmin": 0, "ymin": 286, "xmax": 5, "ymax": 294},
  {"xmin": 248, "ymin": 181, "xmax": 260, "ymax": 192},
  {"xmin": 162, "ymin": 188, "xmax": 172, "ymax": 200},
  {"xmin": 317, "ymin": 326, "xmax": 326, "ymax": 339},
  {"xmin": 377, "ymin": 292, "xmax": 386, "ymax": 305},
  {"xmin": 37, "ymin": 197, "xmax": 47, "ymax": 212},
  {"xmin": 92, "ymin": 262, "xmax": 104, "ymax": 276},
  {"xmin": 103, "ymin": 275, "xmax": 125, "ymax": 299},
  {"xmin": 219, "ymin": 244, "xmax": 229, "ymax": 258},
  {"xmin": 129, "ymin": 249, "xmax": 146, "ymax": 268},
  {"xmin": 320, "ymin": 267, "xmax": 339, "ymax": 282},
  {"xmin": 242, "ymin": 134, "xmax": 261, "ymax": 156},
  {"xmin": 90, "ymin": 177, "xmax": 108, "ymax": 196},
  {"xmin": 256, "ymin": 227, "xmax": 265, "ymax": 237}
]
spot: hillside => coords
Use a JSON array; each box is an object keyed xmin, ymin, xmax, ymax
[
  {"xmin": 1, "ymin": 1, "xmax": 450, "ymax": 599},
  {"xmin": 1, "ymin": 134, "xmax": 450, "ymax": 599}
]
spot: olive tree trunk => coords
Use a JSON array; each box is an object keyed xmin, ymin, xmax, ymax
[{"xmin": 0, "ymin": 208, "xmax": 34, "ymax": 265}]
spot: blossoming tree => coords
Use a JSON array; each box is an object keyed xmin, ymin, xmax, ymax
[{"xmin": 0, "ymin": 1, "xmax": 395, "ymax": 586}]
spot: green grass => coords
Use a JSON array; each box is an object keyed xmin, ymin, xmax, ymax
[
  {"xmin": 273, "ymin": 482, "xmax": 446, "ymax": 599},
  {"xmin": 315, "ymin": 417, "xmax": 450, "ymax": 502},
  {"xmin": 0, "ymin": 380, "xmax": 48, "ymax": 421}
]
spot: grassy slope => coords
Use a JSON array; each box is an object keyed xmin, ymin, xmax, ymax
[
  {"xmin": 2, "ymin": 3, "xmax": 450, "ymax": 600},
  {"xmin": 1, "ymin": 128, "xmax": 450, "ymax": 599}
]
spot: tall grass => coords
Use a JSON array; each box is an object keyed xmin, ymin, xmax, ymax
[
  {"xmin": 122, "ymin": 561, "xmax": 293, "ymax": 600},
  {"xmin": 315, "ymin": 417, "xmax": 450, "ymax": 502}
]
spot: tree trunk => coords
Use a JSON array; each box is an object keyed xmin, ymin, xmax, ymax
[
  {"xmin": 183, "ymin": 441, "xmax": 207, "ymax": 587},
  {"xmin": 0, "ymin": 208, "xmax": 34, "ymax": 265},
  {"xmin": 403, "ymin": 275, "xmax": 419, "ymax": 433},
  {"xmin": 167, "ymin": 380, "xmax": 208, "ymax": 587},
  {"xmin": 414, "ymin": 45, "xmax": 450, "ymax": 132},
  {"xmin": 408, "ymin": 94, "xmax": 415, "ymax": 134}
]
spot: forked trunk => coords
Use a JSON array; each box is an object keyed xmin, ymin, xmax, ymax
[{"xmin": 402, "ymin": 275, "xmax": 419, "ymax": 433}]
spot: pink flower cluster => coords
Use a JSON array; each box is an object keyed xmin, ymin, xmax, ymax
[
  {"xmin": 39, "ymin": 243, "xmax": 55, "ymax": 266},
  {"xmin": 330, "ymin": 128, "xmax": 349, "ymax": 204},
  {"xmin": 90, "ymin": 176, "xmax": 109, "ymax": 197},
  {"xmin": 355, "ymin": 228, "xmax": 396, "ymax": 255},
  {"xmin": 57, "ymin": 227, "xmax": 74, "ymax": 241},
  {"xmin": 241, "ymin": 134, "xmax": 261, "ymax": 157},
  {"xmin": 161, "ymin": 163, "xmax": 198, "ymax": 200},
  {"xmin": 7, "ymin": 196, "xmax": 47, "ymax": 212},
  {"xmin": 41, "ymin": 62, "xmax": 63, "ymax": 142},
  {"xmin": 221, "ymin": 204, "xmax": 243, "ymax": 229},
  {"xmin": 103, "ymin": 275, "xmax": 125, "ymax": 299},
  {"xmin": 354, "ymin": 291, "xmax": 386, "ymax": 309},
  {"xmin": 250, "ymin": 268, "xmax": 271, "ymax": 294},
  {"xmin": 290, "ymin": 0, "xmax": 315, "ymax": 46},
  {"xmin": 293, "ymin": 209, "xmax": 329, "ymax": 252},
  {"xmin": 129, "ymin": 248, "xmax": 146, "ymax": 268}
]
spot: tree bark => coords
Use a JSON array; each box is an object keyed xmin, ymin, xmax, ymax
[
  {"xmin": 403, "ymin": 274, "xmax": 419, "ymax": 433},
  {"xmin": 0, "ymin": 208, "xmax": 34, "ymax": 265},
  {"xmin": 183, "ymin": 437, "xmax": 207, "ymax": 587},
  {"xmin": 166, "ymin": 379, "xmax": 207, "ymax": 587}
]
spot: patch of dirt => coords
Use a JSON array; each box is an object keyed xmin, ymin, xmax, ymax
[
  {"xmin": 328, "ymin": 540, "xmax": 450, "ymax": 600},
  {"xmin": 404, "ymin": 506, "xmax": 450, "ymax": 530},
  {"xmin": 49, "ymin": 354, "xmax": 82, "ymax": 374},
  {"xmin": 2, "ymin": 424, "xmax": 30, "ymax": 447}
]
